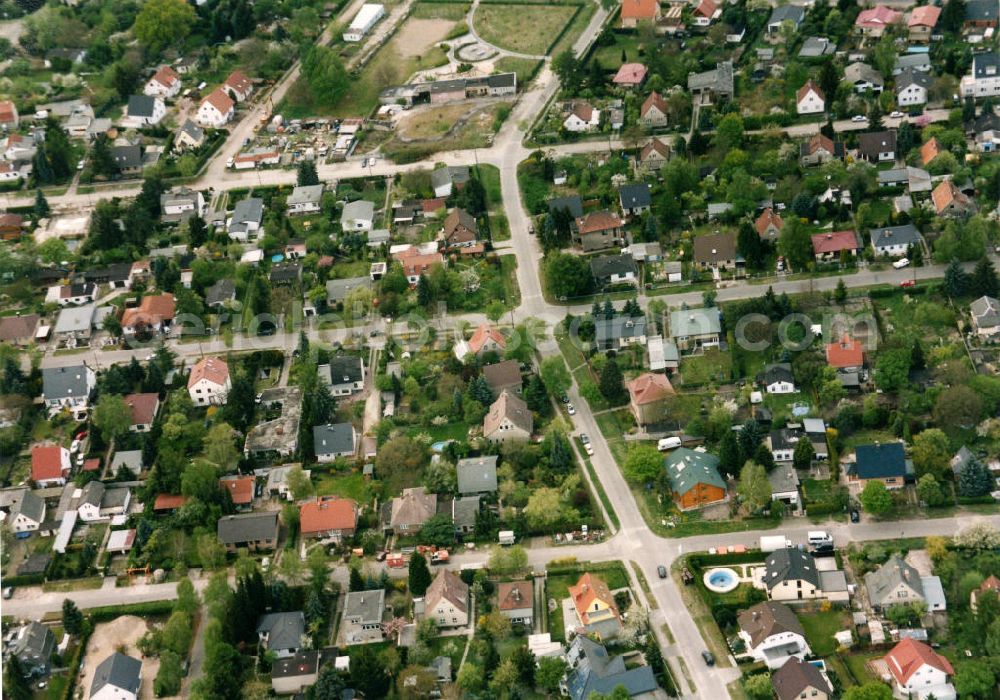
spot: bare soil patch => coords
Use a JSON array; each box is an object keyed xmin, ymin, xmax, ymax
[
  {"xmin": 395, "ymin": 18, "xmax": 455, "ymax": 58},
  {"xmin": 78, "ymin": 615, "xmax": 166, "ymax": 700}
]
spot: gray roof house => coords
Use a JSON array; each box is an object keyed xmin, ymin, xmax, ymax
[
  {"xmin": 619, "ymin": 183, "xmax": 651, "ymax": 216},
  {"xmin": 548, "ymin": 195, "xmax": 584, "ymax": 219},
  {"xmin": 341, "ymin": 200, "xmax": 375, "ymax": 231},
  {"xmin": 217, "ymin": 511, "xmax": 280, "ymax": 551},
  {"xmin": 844, "ymin": 62, "xmax": 884, "ymax": 91},
  {"xmin": 318, "ymin": 355, "xmax": 365, "ymax": 396},
  {"xmin": 342, "ymin": 589, "xmax": 387, "ymax": 644},
  {"xmin": 799, "ymin": 37, "xmax": 835, "ymax": 58},
  {"xmin": 54, "ymin": 304, "xmax": 96, "ymax": 337},
  {"xmin": 563, "ymin": 636, "xmax": 658, "ymax": 700},
  {"xmin": 951, "ymin": 445, "xmax": 976, "ymax": 475},
  {"xmin": 42, "ymin": 364, "xmax": 95, "ymax": 407},
  {"xmin": 112, "ymin": 145, "xmax": 143, "ymax": 174},
  {"xmin": 687, "ymin": 61, "xmax": 734, "ymax": 102},
  {"xmin": 864, "ymin": 554, "xmax": 924, "ymax": 610},
  {"xmin": 205, "ymin": 279, "xmax": 236, "ymax": 308},
  {"xmin": 767, "ymin": 4, "xmax": 805, "ymax": 32},
  {"xmin": 452, "ymin": 495, "xmax": 480, "ymax": 533},
  {"xmin": 895, "ymin": 53, "xmax": 932, "ymax": 74},
  {"xmin": 11, "ymin": 620, "xmax": 55, "ymax": 673},
  {"xmin": 287, "ymin": 184, "xmax": 324, "ymax": 214},
  {"xmin": 313, "ymin": 423, "xmax": 356, "ymax": 462},
  {"xmin": 971, "ymin": 295, "xmax": 1000, "ymax": 337},
  {"xmin": 669, "ymin": 307, "xmax": 722, "ymax": 350},
  {"xmin": 590, "ymin": 255, "xmax": 638, "ymax": 287},
  {"xmin": 456, "ymin": 455, "xmax": 499, "ymax": 495},
  {"xmin": 229, "ymin": 197, "xmax": 264, "ymax": 239},
  {"xmin": 127, "ymin": 94, "xmax": 159, "ymax": 119},
  {"xmin": 10, "ymin": 489, "xmax": 46, "ymax": 531},
  {"xmin": 870, "ymin": 224, "xmax": 921, "ymax": 256},
  {"xmin": 594, "ymin": 314, "xmax": 647, "ymax": 351},
  {"xmin": 257, "ymin": 612, "xmax": 306, "ymax": 658},
  {"xmin": 90, "ymin": 652, "xmax": 142, "ymax": 699},
  {"xmin": 326, "ymin": 276, "xmax": 372, "ymax": 306},
  {"xmin": 764, "ymin": 547, "xmax": 820, "ymax": 594}
]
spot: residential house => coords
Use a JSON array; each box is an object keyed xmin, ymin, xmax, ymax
[
  {"xmin": 803, "ymin": 418, "xmax": 830, "ymax": 460},
  {"xmin": 800, "ymin": 133, "xmax": 844, "ymax": 167},
  {"xmin": 687, "ymin": 61, "xmax": 734, "ymax": 103},
  {"xmin": 219, "ymin": 475, "xmax": 254, "ymax": 510},
  {"xmin": 772, "ymin": 657, "xmax": 833, "ymax": 700},
  {"xmin": 961, "ymin": 52, "xmax": 1000, "ymax": 99},
  {"xmin": 768, "ymin": 428, "xmax": 803, "ymax": 463},
  {"xmin": 227, "ymin": 197, "xmax": 264, "ymax": 241},
  {"xmin": 325, "ymin": 276, "xmax": 372, "ymax": 309},
  {"xmin": 458, "ymin": 322, "xmax": 507, "ymax": 360},
  {"xmin": 121, "ymin": 293, "xmax": 175, "ymax": 339},
  {"xmin": 692, "ymin": 0, "xmax": 720, "ymax": 27},
  {"xmin": 764, "ymin": 547, "xmax": 821, "ymax": 601},
  {"xmin": 269, "ymin": 262, "xmax": 302, "ymax": 286},
  {"xmin": 737, "ymin": 602, "xmax": 811, "ymax": 669},
  {"xmin": 224, "ymin": 70, "xmax": 254, "ymax": 101},
  {"xmin": 8, "ymin": 490, "xmax": 45, "ymax": 533},
  {"xmin": 825, "ymin": 334, "xmax": 864, "ymax": 370},
  {"xmin": 796, "ymin": 80, "xmax": 825, "ymax": 115},
  {"xmin": 847, "ymin": 442, "xmax": 913, "ymax": 489},
  {"xmin": 144, "ymin": 65, "xmax": 181, "ymax": 98},
  {"xmin": 769, "ymin": 464, "xmax": 801, "ymax": 508},
  {"xmin": 174, "ymin": 120, "xmax": 205, "ymax": 151},
  {"xmin": 612, "ymin": 63, "xmax": 647, "ymax": 88},
  {"xmin": 287, "ymin": 184, "xmax": 324, "ymax": 215},
  {"xmin": 160, "ymin": 187, "xmax": 205, "ymax": 223},
  {"xmin": 319, "ymin": 355, "xmax": 365, "ymax": 396},
  {"xmin": 205, "ymin": 279, "xmax": 236, "ymax": 309},
  {"xmin": 568, "ymin": 573, "xmax": 623, "ymax": 639},
  {"xmin": 626, "ymin": 372, "xmax": 675, "ymax": 426},
  {"xmin": 908, "ymin": 5, "xmax": 940, "ymax": 41},
  {"xmin": 257, "ymin": 612, "xmax": 306, "ymax": 659},
  {"xmin": 884, "ymin": 638, "xmax": 955, "ymax": 700},
  {"xmin": 626, "ymin": 241, "xmax": 663, "ymax": 263},
  {"xmin": 640, "ymin": 92, "xmax": 669, "ymax": 128},
  {"xmin": 896, "ymin": 69, "xmax": 930, "ymax": 106},
  {"xmin": 217, "ymin": 511, "xmax": 279, "ymax": 552},
  {"xmin": 970, "ymin": 575, "xmax": 1000, "ymax": 612},
  {"xmin": 125, "ymin": 94, "xmax": 166, "ymax": 130},
  {"xmin": 482, "ymin": 360, "xmax": 523, "ymax": 396},
  {"xmin": 498, "ymin": 581, "xmax": 534, "ymax": 625},
  {"xmin": 342, "ymin": 590, "xmax": 386, "ymax": 644},
  {"xmin": 387, "ymin": 487, "xmax": 437, "ymax": 535},
  {"xmin": 590, "ymin": 254, "xmax": 638, "ymax": 287},
  {"xmin": 857, "ymin": 130, "xmax": 897, "ymax": 162},
  {"xmin": 798, "ymin": 36, "xmax": 835, "ymax": 58},
  {"xmin": 394, "ymin": 246, "xmax": 445, "ymax": 285},
  {"xmin": 484, "ymin": 390, "xmax": 533, "ymax": 443},
  {"xmin": 870, "ymin": 224, "xmax": 921, "ymax": 257},
  {"xmin": 452, "ymin": 495, "xmax": 479, "ymax": 535},
  {"xmin": 187, "ymin": 357, "xmax": 230, "ymax": 406},
  {"xmin": 896, "ymin": 53, "xmax": 932, "ymax": 75},
  {"xmin": 443, "ymin": 208, "xmax": 479, "ymax": 250},
  {"xmin": 563, "ymin": 101, "xmax": 601, "ymax": 132},
  {"xmin": 456, "ymin": 455, "xmax": 499, "ymax": 495},
  {"xmin": 865, "ymin": 554, "xmax": 925, "ymax": 610},
  {"xmin": 313, "ymin": 423, "xmax": 357, "ymax": 462},
  {"xmin": 89, "ymin": 652, "xmax": 142, "ymax": 700},
  {"xmin": 971, "ymin": 295, "xmax": 1000, "ymax": 338},
  {"xmin": 845, "ymin": 62, "xmax": 884, "ymax": 93},
  {"xmin": 663, "ymin": 447, "xmax": 727, "ymax": 510},
  {"xmin": 562, "ymin": 636, "xmax": 657, "ymax": 700},
  {"xmin": 920, "ymin": 137, "xmax": 942, "ymax": 166},
  {"xmin": 424, "ymin": 570, "xmax": 469, "ymax": 628},
  {"xmin": 300, "ymin": 496, "xmax": 358, "ymax": 540},
  {"xmin": 123, "ymin": 393, "xmax": 159, "ymax": 432},
  {"xmin": 619, "ymin": 183, "xmax": 651, "ymax": 218},
  {"xmin": 932, "ymin": 180, "xmax": 977, "ymax": 217},
  {"xmin": 595, "ymin": 315, "xmax": 648, "ymax": 351},
  {"xmin": 638, "ymin": 138, "xmax": 670, "ymax": 172},
  {"xmin": 77, "ymin": 481, "xmax": 131, "ymax": 521},
  {"xmin": 53, "ymin": 305, "xmax": 96, "ymax": 342},
  {"xmin": 0, "ymin": 99, "xmax": 18, "ymax": 128},
  {"xmin": 196, "ymin": 89, "xmax": 234, "ymax": 127},
  {"xmin": 9, "ymin": 621, "xmax": 55, "ymax": 675},
  {"xmin": 46, "ymin": 282, "xmax": 97, "ymax": 306},
  {"xmin": 855, "ymin": 6, "xmax": 902, "ymax": 36},
  {"xmin": 266, "ymin": 464, "xmax": 311, "ymax": 501},
  {"xmin": 647, "ymin": 335, "xmax": 679, "ymax": 372},
  {"xmin": 41, "ymin": 364, "xmax": 95, "ymax": 419},
  {"xmin": 767, "ymin": 5, "xmax": 805, "ymax": 35},
  {"xmin": 112, "ymin": 145, "xmax": 143, "ymax": 176},
  {"xmin": 31, "ymin": 445, "xmax": 71, "ymax": 487},
  {"xmin": 270, "ymin": 651, "xmax": 337, "ymax": 696},
  {"xmin": 756, "ymin": 208, "xmax": 783, "ymax": 241},
  {"xmin": 0, "ymin": 313, "xmax": 38, "ymax": 345},
  {"xmin": 966, "ymin": 0, "xmax": 999, "ymax": 29},
  {"xmin": 760, "ymin": 363, "xmax": 795, "ymax": 394},
  {"xmin": 341, "ymin": 200, "xmax": 375, "ymax": 231},
  {"xmin": 812, "ymin": 230, "xmax": 861, "ymax": 262},
  {"xmin": 0, "ymin": 212, "xmax": 26, "ymax": 241},
  {"xmin": 574, "ymin": 211, "xmax": 625, "ymax": 252},
  {"xmin": 970, "ymin": 110, "xmax": 1000, "ymax": 152},
  {"xmin": 692, "ymin": 233, "xmax": 742, "ymax": 275},
  {"xmin": 620, "ymin": 0, "xmax": 659, "ymax": 28},
  {"xmin": 669, "ymin": 307, "xmax": 722, "ymax": 351},
  {"xmin": 431, "ymin": 165, "xmax": 469, "ymax": 197}
]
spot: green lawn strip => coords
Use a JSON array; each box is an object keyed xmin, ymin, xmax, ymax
[
  {"xmin": 411, "ymin": 1, "xmax": 471, "ymax": 20},
  {"xmin": 427, "ymin": 635, "xmax": 468, "ymax": 670},
  {"xmin": 842, "ymin": 652, "xmax": 882, "ymax": 685},
  {"xmin": 629, "ymin": 561, "xmax": 657, "ymax": 610},
  {"xmin": 314, "ymin": 470, "xmax": 373, "ymax": 502},
  {"xmin": 576, "ymin": 441, "xmax": 620, "ymax": 531},
  {"xmin": 796, "ymin": 609, "xmax": 850, "ymax": 657},
  {"xmin": 550, "ymin": 0, "xmax": 595, "ymax": 57},
  {"xmin": 494, "ymin": 57, "xmax": 544, "ymax": 85},
  {"xmin": 824, "ymin": 653, "xmax": 857, "ymax": 689}
]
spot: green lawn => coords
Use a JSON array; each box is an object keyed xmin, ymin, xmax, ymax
[
  {"xmin": 411, "ymin": 1, "xmax": 470, "ymax": 20},
  {"xmin": 550, "ymin": 0, "xmax": 594, "ymax": 57},
  {"xmin": 427, "ymin": 635, "xmax": 468, "ymax": 670},
  {"xmin": 314, "ymin": 471, "xmax": 373, "ymax": 503},
  {"xmin": 472, "ymin": 3, "xmax": 577, "ymax": 55},
  {"xmin": 405, "ymin": 421, "xmax": 472, "ymax": 443},
  {"xmin": 679, "ymin": 349, "xmax": 732, "ymax": 387},
  {"xmin": 494, "ymin": 57, "xmax": 543, "ymax": 85},
  {"xmin": 797, "ymin": 609, "xmax": 850, "ymax": 656},
  {"xmin": 842, "ymin": 652, "xmax": 881, "ymax": 685}
]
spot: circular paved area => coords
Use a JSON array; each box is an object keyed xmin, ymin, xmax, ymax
[{"xmin": 456, "ymin": 41, "xmax": 497, "ymax": 62}]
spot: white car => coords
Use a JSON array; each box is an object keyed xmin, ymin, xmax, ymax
[
  {"xmin": 851, "ymin": 115, "xmax": 868, "ymax": 123},
  {"xmin": 892, "ymin": 258, "xmax": 910, "ymax": 269},
  {"xmin": 889, "ymin": 111, "xmax": 904, "ymax": 118},
  {"xmin": 585, "ymin": 443, "xmax": 594, "ymax": 456},
  {"xmin": 567, "ymin": 403, "xmax": 576, "ymax": 416},
  {"xmin": 70, "ymin": 439, "xmax": 81, "ymax": 454},
  {"xmin": 75, "ymin": 452, "xmax": 85, "ymax": 467}
]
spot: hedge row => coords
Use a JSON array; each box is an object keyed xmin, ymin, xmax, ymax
[
  {"xmin": 59, "ymin": 627, "xmax": 92, "ymax": 700},
  {"xmin": 2, "ymin": 572, "xmax": 46, "ymax": 587},
  {"xmin": 88, "ymin": 600, "xmax": 176, "ymax": 622},
  {"xmin": 957, "ymin": 495, "xmax": 996, "ymax": 505},
  {"xmin": 805, "ymin": 502, "xmax": 844, "ymax": 517},
  {"xmin": 685, "ymin": 551, "xmax": 764, "ymax": 570}
]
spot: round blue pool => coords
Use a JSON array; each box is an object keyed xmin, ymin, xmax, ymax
[
  {"xmin": 431, "ymin": 440, "xmax": 452, "ymax": 453},
  {"xmin": 703, "ymin": 567, "xmax": 740, "ymax": 593}
]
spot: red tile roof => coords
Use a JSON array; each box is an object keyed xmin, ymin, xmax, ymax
[
  {"xmin": 796, "ymin": 79, "xmax": 824, "ymax": 103},
  {"xmin": 811, "ymin": 230, "xmax": 859, "ymax": 255},
  {"xmin": 224, "ymin": 70, "xmax": 252, "ymax": 95},
  {"xmin": 468, "ymin": 323, "xmax": 506, "ymax": 354},
  {"xmin": 83, "ymin": 458, "xmax": 101, "ymax": 472},
  {"xmin": 621, "ymin": 0, "xmax": 658, "ymax": 20},
  {"xmin": 641, "ymin": 91, "xmax": 669, "ymax": 118},
  {"xmin": 755, "ymin": 208, "xmax": 784, "ymax": 237},
  {"xmin": 150, "ymin": 65, "xmax": 180, "ymax": 88},
  {"xmin": 931, "ymin": 180, "xmax": 971, "ymax": 214},
  {"xmin": 422, "ymin": 198, "xmax": 446, "ymax": 213},
  {"xmin": 885, "ymin": 638, "xmax": 953, "ymax": 685},
  {"xmin": 694, "ymin": 0, "xmax": 717, "ymax": 18},
  {"xmin": 121, "ymin": 294, "xmax": 176, "ymax": 330},
  {"xmin": 31, "ymin": 445, "xmax": 68, "ymax": 482},
  {"xmin": 220, "ymin": 475, "xmax": 254, "ymax": 505},
  {"xmin": 613, "ymin": 63, "xmax": 647, "ymax": 86},
  {"xmin": 124, "ymin": 393, "xmax": 159, "ymax": 427},
  {"xmin": 920, "ymin": 138, "xmax": 942, "ymax": 166},
  {"xmin": 627, "ymin": 372, "xmax": 675, "ymax": 406},
  {"xmin": 153, "ymin": 494, "xmax": 188, "ymax": 511},
  {"xmin": 909, "ymin": 5, "xmax": 941, "ymax": 27},
  {"xmin": 640, "ymin": 138, "xmax": 670, "ymax": 162},
  {"xmin": 856, "ymin": 5, "xmax": 902, "ymax": 27},
  {"xmin": 576, "ymin": 210, "xmax": 622, "ymax": 235},
  {"xmin": 826, "ymin": 334, "xmax": 863, "ymax": 368},
  {"xmin": 0, "ymin": 100, "xmax": 16, "ymax": 124},
  {"xmin": 188, "ymin": 357, "xmax": 229, "ymax": 389},
  {"xmin": 300, "ymin": 496, "xmax": 358, "ymax": 535},
  {"xmin": 203, "ymin": 88, "xmax": 234, "ymax": 115},
  {"xmin": 569, "ymin": 573, "xmax": 620, "ymax": 625}
]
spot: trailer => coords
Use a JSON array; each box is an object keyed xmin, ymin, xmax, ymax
[
  {"xmin": 499, "ymin": 530, "xmax": 515, "ymax": 546},
  {"xmin": 759, "ymin": 535, "xmax": 792, "ymax": 553}
]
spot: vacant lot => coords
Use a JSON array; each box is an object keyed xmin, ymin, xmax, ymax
[
  {"xmin": 79, "ymin": 616, "xmax": 163, "ymax": 700},
  {"xmin": 411, "ymin": 1, "xmax": 471, "ymax": 21},
  {"xmin": 394, "ymin": 17, "xmax": 457, "ymax": 57},
  {"xmin": 383, "ymin": 101, "xmax": 509, "ymax": 162},
  {"xmin": 473, "ymin": 3, "xmax": 577, "ymax": 55}
]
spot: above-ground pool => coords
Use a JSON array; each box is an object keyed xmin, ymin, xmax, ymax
[
  {"xmin": 431, "ymin": 440, "xmax": 453, "ymax": 453},
  {"xmin": 703, "ymin": 567, "xmax": 740, "ymax": 593}
]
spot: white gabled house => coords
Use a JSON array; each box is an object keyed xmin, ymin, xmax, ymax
[
  {"xmin": 187, "ymin": 357, "xmax": 231, "ymax": 406},
  {"xmin": 795, "ymin": 80, "xmax": 825, "ymax": 115},
  {"xmin": 196, "ymin": 89, "xmax": 235, "ymax": 128},
  {"xmin": 144, "ymin": 66, "xmax": 181, "ymax": 99}
]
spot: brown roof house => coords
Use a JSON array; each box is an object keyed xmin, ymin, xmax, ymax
[
  {"xmin": 123, "ymin": 393, "xmax": 159, "ymax": 432},
  {"xmin": 422, "ymin": 570, "xmax": 469, "ymax": 628},
  {"xmin": 217, "ymin": 511, "xmax": 279, "ymax": 552},
  {"xmin": 443, "ymin": 208, "xmax": 479, "ymax": 250},
  {"xmin": 121, "ymin": 293, "xmax": 175, "ymax": 339},
  {"xmin": 568, "ymin": 572, "xmax": 623, "ymax": 639},
  {"xmin": 387, "ymin": 487, "xmax": 437, "ymax": 535},
  {"xmin": 772, "ymin": 657, "xmax": 833, "ymax": 700},
  {"xmin": 800, "ymin": 133, "xmax": 844, "ymax": 167},
  {"xmin": 0, "ymin": 314, "xmax": 39, "ymax": 345},
  {"xmin": 497, "ymin": 581, "xmax": 534, "ymax": 625},
  {"xmin": 931, "ymin": 180, "xmax": 977, "ymax": 217},
  {"xmin": 482, "ymin": 360, "xmax": 523, "ymax": 396},
  {"xmin": 574, "ymin": 211, "xmax": 625, "ymax": 252},
  {"xmin": 920, "ymin": 137, "xmax": 942, "ymax": 166},
  {"xmin": 737, "ymin": 601, "xmax": 811, "ymax": 669},
  {"xmin": 300, "ymin": 496, "xmax": 358, "ymax": 541},
  {"xmin": 755, "ymin": 208, "xmax": 784, "ymax": 241},
  {"xmin": 455, "ymin": 322, "xmax": 507, "ymax": 362},
  {"xmin": 638, "ymin": 138, "xmax": 670, "ymax": 173},
  {"xmin": 640, "ymin": 92, "xmax": 669, "ymax": 128},
  {"xmin": 484, "ymin": 390, "xmax": 533, "ymax": 443},
  {"xmin": 692, "ymin": 232, "xmax": 743, "ymax": 276},
  {"xmin": 626, "ymin": 372, "xmax": 675, "ymax": 426}
]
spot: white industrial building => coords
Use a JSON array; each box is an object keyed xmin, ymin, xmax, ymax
[{"xmin": 344, "ymin": 3, "xmax": 385, "ymax": 42}]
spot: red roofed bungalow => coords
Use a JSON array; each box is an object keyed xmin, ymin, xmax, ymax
[
  {"xmin": 82, "ymin": 458, "xmax": 101, "ymax": 472},
  {"xmin": 153, "ymin": 494, "xmax": 188, "ymax": 512},
  {"xmin": 31, "ymin": 445, "xmax": 71, "ymax": 487},
  {"xmin": 220, "ymin": 475, "xmax": 255, "ymax": 507},
  {"xmin": 620, "ymin": 0, "xmax": 659, "ymax": 28},
  {"xmin": 299, "ymin": 496, "xmax": 359, "ymax": 540},
  {"xmin": 811, "ymin": 230, "xmax": 861, "ymax": 261},
  {"xmin": 856, "ymin": 5, "xmax": 902, "ymax": 35},
  {"xmin": 613, "ymin": 63, "xmax": 648, "ymax": 88},
  {"xmin": 468, "ymin": 323, "xmax": 506, "ymax": 355},
  {"xmin": 908, "ymin": 5, "xmax": 940, "ymax": 41},
  {"xmin": 755, "ymin": 208, "xmax": 783, "ymax": 241},
  {"xmin": 826, "ymin": 334, "xmax": 864, "ymax": 369}
]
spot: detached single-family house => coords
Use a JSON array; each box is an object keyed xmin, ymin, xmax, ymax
[
  {"xmin": 896, "ymin": 69, "xmax": 930, "ymax": 107},
  {"xmin": 443, "ymin": 208, "xmax": 479, "ymax": 250},
  {"xmin": 341, "ymin": 200, "xmax": 375, "ymax": 231},
  {"xmin": 884, "ymin": 638, "xmax": 956, "ymax": 700},
  {"xmin": 595, "ymin": 315, "xmax": 648, "ymax": 351},
  {"xmin": 318, "ymin": 355, "xmax": 365, "ymax": 396},
  {"xmin": 796, "ymin": 80, "xmax": 825, "ymax": 115},
  {"xmin": 482, "ymin": 360, "xmax": 522, "ymax": 396},
  {"xmin": 217, "ymin": 511, "xmax": 279, "ymax": 552},
  {"xmin": 124, "ymin": 95, "xmax": 166, "ymax": 127},
  {"xmin": 257, "ymin": 612, "xmax": 305, "ymax": 659},
  {"xmin": 0, "ymin": 100, "xmax": 19, "ymax": 128},
  {"xmin": 626, "ymin": 372, "xmax": 675, "ymax": 426},
  {"xmin": 966, "ymin": 0, "xmax": 999, "ymax": 29},
  {"xmin": 760, "ymin": 363, "xmax": 795, "ymax": 394},
  {"xmin": 77, "ymin": 481, "xmax": 131, "ymax": 521},
  {"xmin": 300, "ymin": 496, "xmax": 358, "ymax": 540},
  {"xmin": 590, "ymin": 254, "xmax": 638, "ymax": 287},
  {"xmin": 123, "ymin": 393, "xmax": 159, "ymax": 432},
  {"xmin": 620, "ymin": 0, "xmax": 659, "ymax": 28},
  {"xmin": 855, "ymin": 5, "xmax": 902, "ymax": 37},
  {"xmin": 484, "ymin": 390, "xmax": 533, "ymax": 443},
  {"xmin": 870, "ymin": 224, "xmax": 921, "ymax": 257},
  {"xmin": 574, "ymin": 211, "xmax": 625, "ymax": 252},
  {"xmin": 692, "ymin": 233, "xmax": 742, "ymax": 275},
  {"xmin": 144, "ymin": 66, "xmax": 181, "ymax": 99},
  {"xmin": 563, "ymin": 636, "xmax": 657, "ymax": 700},
  {"xmin": 395, "ymin": 247, "xmax": 445, "ymax": 285},
  {"xmin": 961, "ymin": 51, "xmax": 1000, "ymax": 99},
  {"xmin": 663, "ymin": 448, "xmax": 727, "ymax": 510},
  {"xmin": 431, "ymin": 165, "xmax": 469, "ymax": 198},
  {"xmin": 313, "ymin": 423, "xmax": 357, "ymax": 462},
  {"xmin": 844, "ymin": 62, "xmax": 884, "ymax": 93},
  {"xmin": 498, "ymin": 581, "xmax": 534, "ymax": 626},
  {"xmin": 8, "ymin": 490, "xmax": 45, "ymax": 533},
  {"xmin": 772, "ymin": 658, "xmax": 833, "ymax": 700},
  {"xmin": 800, "ymin": 133, "xmax": 844, "ymax": 167},
  {"xmin": 971, "ymin": 295, "xmax": 1000, "ymax": 338},
  {"xmin": 224, "ymin": 70, "xmax": 253, "ymax": 102},
  {"xmin": 612, "ymin": 63, "xmax": 647, "ymax": 88},
  {"xmin": 89, "ymin": 652, "xmax": 142, "ymax": 700},
  {"xmin": 41, "ymin": 364, "xmax": 96, "ymax": 418},
  {"xmin": 174, "ymin": 120, "xmax": 205, "ymax": 150},
  {"xmin": 46, "ymin": 282, "xmax": 97, "ymax": 307},
  {"xmin": 457, "ymin": 322, "xmax": 506, "ymax": 360},
  {"xmin": 826, "ymin": 334, "xmax": 864, "ymax": 371},
  {"xmin": 687, "ymin": 61, "xmax": 734, "ymax": 103},
  {"xmin": 669, "ymin": 307, "xmax": 722, "ymax": 352},
  {"xmin": 858, "ymin": 130, "xmax": 897, "ymax": 163},
  {"xmin": 31, "ymin": 445, "xmax": 71, "ymax": 487},
  {"xmin": 187, "ymin": 356, "xmax": 230, "ymax": 406},
  {"xmin": 205, "ymin": 279, "xmax": 236, "ymax": 309},
  {"xmin": 196, "ymin": 89, "xmax": 234, "ymax": 128},
  {"xmin": 423, "ymin": 570, "xmax": 469, "ymax": 628},
  {"xmin": 563, "ymin": 101, "xmax": 601, "ymax": 132},
  {"xmin": 227, "ymin": 197, "xmax": 264, "ymax": 241},
  {"xmin": 638, "ymin": 138, "xmax": 670, "ymax": 172},
  {"xmin": 932, "ymin": 180, "xmax": 977, "ymax": 217},
  {"xmin": 865, "ymin": 554, "xmax": 925, "ymax": 610},
  {"xmin": 692, "ymin": 0, "xmax": 720, "ymax": 27},
  {"xmin": 619, "ymin": 183, "xmax": 651, "ymax": 218},
  {"xmin": 847, "ymin": 442, "xmax": 913, "ymax": 489},
  {"xmin": 738, "ymin": 602, "xmax": 811, "ymax": 669},
  {"xmin": 121, "ymin": 293, "xmax": 175, "ymax": 339},
  {"xmin": 908, "ymin": 5, "xmax": 940, "ymax": 42},
  {"xmin": 768, "ymin": 428, "xmax": 803, "ymax": 464},
  {"xmin": 640, "ymin": 92, "xmax": 669, "ymax": 128},
  {"xmin": 756, "ymin": 208, "xmax": 783, "ymax": 241},
  {"xmin": 9, "ymin": 621, "xmax": 55, "ymax": 675},
  {"xmin": 764, "ymin": 547, "xmax": 821, "ymax": 601},
  {"xmin": 568, "ymin": 573, "xmax": 623, "ymax": 639},
  {"xmin": 767, "ymin": 4, "xmax": 805, "ymax": 35},
  {"xmin": 287, "ymin": 184, "xmax": 324, "ymax": 215},
  {"xmin": 342, "ymin": 589, "xmax": 386, "ymax": 643},
  {"xmin": 812, "ymin": 230, "xmax": 861, "ymax": 262},
  {"xmin": 387, "ymin": 487, "xmax": 437, "ymax": 535},
  {"xmin": 456, "ymin": 455, "xmax": 499, "ymax": 495}
]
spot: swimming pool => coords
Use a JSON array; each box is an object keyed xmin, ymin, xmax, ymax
[
  {"xmin": 703, "ymin": 567, "xmax": 740, "ymax": 593},
  {"xmin": 431, "ymin": 440, "xmax": 453, "ymax": 453}
]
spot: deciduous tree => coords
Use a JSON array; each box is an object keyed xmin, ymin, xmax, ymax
[
  {"xmin": 859, "ymin": 480, "xmax": 893, "ymax": 515},
  {"xmin": 134, "ymin": 0, "xmax": 196, "ymax": 53}
]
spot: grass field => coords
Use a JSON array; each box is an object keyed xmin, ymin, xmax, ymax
[
  {"xmin": 381, "ymin": 102, "xmax": 509, "ymax": 163},
  {"xmin": 797, "ymin": 609, "xmax": 850, "ymax": 656},
  {"xmin": 315, "ymin": 470, "xmax": 373, "ymax": 502},
  {"xmin": 549, "ymin": 0, "xmax": 594, "ymax": 57},
  {"xmin": 472, "ymin": 3, "xmax": 577, "ymax": 55},
  {"xmin": 411, "ymin": 1, "xmax": 470, "ymax": 20},
  {"xmin": 494, "ymin": 57, "xmax": 543, "ymax": 85}
]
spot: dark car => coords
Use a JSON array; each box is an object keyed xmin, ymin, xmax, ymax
[
  {"xmin": 701, "ymin": 651, "xmax": 715, "ymax": 666},
  {"xmin": 850, "ymin": 509, "xmax": 860, "ymax": 523},
  {"xmin": 657, "ymin": 565, "xmax": 667, "ymax": 579}
]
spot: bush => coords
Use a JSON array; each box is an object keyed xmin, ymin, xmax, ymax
[{"xmin": 88, "ymin": 600, "xmax": 176, "ymax": 622}]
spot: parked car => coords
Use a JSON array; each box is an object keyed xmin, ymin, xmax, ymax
[
  {"xmin": 850, "ymin": 509, "xmax": 860, "ymax": 523},
  {"xmin": 585, "ymin": 444, "xmax": 594, "ymax": 456},
  {"xmin": 900, "ymin": 279, "xmax": 915, "ymax": 288},
  {"xmin": 657, "ymin": 565, "xmax": 667, "ymax": 579},
  {"xmin": 567, "ymin": 403, "xmax": 576, "ymax": 416},
  {"xmin": 892, "ymin": 258, "xmax": 910, "ymax": 269},
  {"xmin": 580, "ymin": 434, "xmax": 590, "ymax": 444},
  {"xmin": 851, "ymin": 114, "xmax": 868, "ymax": 123},
  {"xmin": 701, "ymin": 651, "xmax": 715, "ymax": 666},
  {"xmin": 3, "ymin": 586, "xmax": 13, "ymax": 599},
  {"xmin": 889, "ymin": 111, "xmax": 904, "ymax": 118}
]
